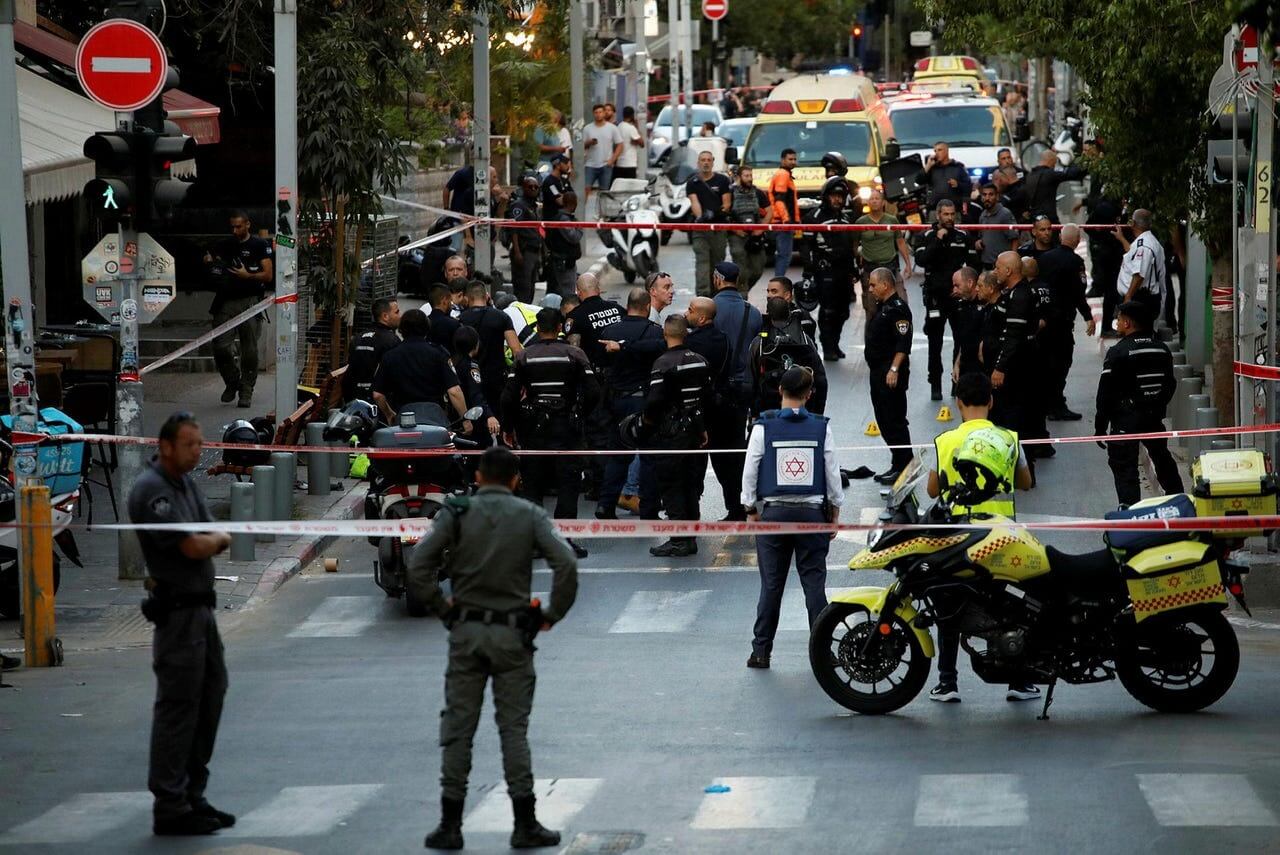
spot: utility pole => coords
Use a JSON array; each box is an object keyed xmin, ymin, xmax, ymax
[
  {"xmin": 634, "ymin": 0, "xmax": 648, "ymax": 146},
  {"xmin": 1258, "ymin": 25, "xmax": 1276, "ymax": 455},
  {"xmin": 569, "ymin": 0, "xmax": 585, "ymax": 202},
  {"xmin": 681, "ymin": 0, "xmax": 694, "ymax": 142},
  {"xmin": 711, "ymin": 20, "xmax": 719, "ymax": 89},
  {"xmin": 273, "ymin": 0, "xmax": 299, "ymax": 440},
  {"xmin": 667, "ymin": 0, "xmax": 678, "ymax": 119},
  {"xmin": 472, "ymin": 9, "xmax": 491, "ymax": 277}
]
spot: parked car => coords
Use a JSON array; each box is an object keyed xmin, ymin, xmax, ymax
[{"xmin": 648, "ymin": 104, "xmax": 724, "ymax": 166}]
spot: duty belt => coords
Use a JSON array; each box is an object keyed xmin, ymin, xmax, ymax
[{"xmin": 457, "ymin": 606, "xmax": 529, "ymax": 627}]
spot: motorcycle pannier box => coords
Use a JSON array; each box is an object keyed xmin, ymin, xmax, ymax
[
  {"xmin": 0, "ymin": 407, "xmax": 84, "ymax": 496},
  {"xmin": 369, "ymin": 424, "xmax": 453, "ymax": 483},
  {"xmin": 1190, "ymin": 449, "xmax": 1277, "ymax": 537},
  {"xmin": 1104, "ymin": 493, "xmax": 1197, "ymax": 557},
  {"xmin": 1121, "ymin": 541, "xmax": 1226, "ymax": 623}
]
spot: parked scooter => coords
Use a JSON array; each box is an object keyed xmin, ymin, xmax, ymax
[
  {"xmin": 324, "ymin": 401, "xmax": 480, "ymax": 617},
  {"xmin": 651, "ymin": 147, "xmax": 697, "ymax": 245},
  {"xmin": 599, "ymin": 177, "xmax": 660, "ymax": 284}
]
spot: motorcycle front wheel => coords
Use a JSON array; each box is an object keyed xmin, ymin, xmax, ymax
[
  {"xmin": 1116, "ymin": 609, "xmax": 1239, "ymax": 713},
  {"xmin": 808, "ymin": 602, "xmax": 930, "ymax": 714}
]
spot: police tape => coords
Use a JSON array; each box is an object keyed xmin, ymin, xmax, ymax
[
  {"xmin": 482, "ymin": 218, "xmax": 1114, "ymax": 234},
  {"xmin": 23, "ymin": 513, "xmax": 1280, "ymax": 539},
  {"xmin": 138, "ymin": 293, "xmax": 297, "ymax": 377},
  {"xmin": 1234, "ymin": 361, "xmax": 1280, "ymax": 381},
  {"xmin": 17, "ymin": 421, "xmax": 1280, "ymax": 459}
]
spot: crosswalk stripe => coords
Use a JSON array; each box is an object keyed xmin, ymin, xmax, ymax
[
  {"xmin": 0, "ymin": 791, "xmax": 150, "ymax": 844},
  {"xmin": 608, "ymin": 589, "xmax": 712, "ymax": 633},
  {"xmin": 464, "ymin": 778, "xmax": 602, "ymax": 833},
  {"xmin": 778, "ymin": 587, "xmax": 859, "ymax": 632},
  {"xmin": 690, "ymin": 776, "xmax": 816, "ymax": 829},
  {"xmin": 913, "ymin": 774, "xmax": 1028, "ymax": 826},
  {"xmin": 287, "ymin": 596, "xmax": 378, "ymax": 638},
  {"xmin": 223, "ymin": 784, "xmax": 384, "ymax": 837},
  {"xmin": 1138, "ymin": 774, "xmax": 1279, "ymax": 826}
]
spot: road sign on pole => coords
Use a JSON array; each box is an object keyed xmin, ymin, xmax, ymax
[
  {"xmin": 81, "ymin": 231, "xmax": 175, "ymax": 325},
  {"xmin": 74, "ymin": 18, "xmax": 168, "ymax": 111},
  {"xmin": 702, "ymin": 0, "xmax": 726, "ymax": 22}
]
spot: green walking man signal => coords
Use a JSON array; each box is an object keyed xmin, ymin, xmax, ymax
[{"xmin": 101, "ymin": 184, "xmax": 118, "ymax": 210}]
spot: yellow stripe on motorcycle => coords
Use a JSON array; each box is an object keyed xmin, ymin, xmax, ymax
[{"xmin": 828, "ymin": 585, "xmax": 935, "ymax": 657}]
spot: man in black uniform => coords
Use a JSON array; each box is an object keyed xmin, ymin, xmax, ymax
[
  {"xmin": 805, "ymin": 178, "xmax": 857, "ymax": 361},
  {"xmin": 129, "ymin": 413, "xmax": 235, "ymax": 836},
  {"xmin": 1020, "ymin": 256, "xmax": 1053, "ymax": 454},
  {"xmin": 205, "ymin": 211, "xmax": 274, "ymax": 408},
  {"xmin": 766, "ymin": 276, "xmax": 817, "ymax": 340},
  {"xmin": 1022, "ymin": 149, "xmax": 1086, "ymax": 223},
  {"xmin": 372, "ymin": 309, "xmax": 468, "ymax": 423},
  {"xmin": 864, "ymin": 267, "xmax": 914, "ymax": 482},
  {"xmin": 501, "ymin": 308, "xmax": 598, "ymax": 557},
  {"xmin": 565, "ymin": 273, "xmax": 624, "ymax": 498},
  {"xmin": 645, "ymin": 315, "xmax": 714, "ymax": 557},
  {"xmin": 426, "ymin": 284, "xmax": 461, "ymax": 352},
  {"xmin": 748, "ymin": 296, "xmax": 827, "ymax": 415},
  {"xmin": 1084, "ymin": 181, "xmax": 1125, "ymax": 332},
  {"xmin": 595, "ymin": 288, "xmax": 665, "ymax": 520},
  {"xmin": 540, "ymin": 153, "xmax": 572, "ymax": 219},
  {"xmin": 949, "ymin": 266, "xmax": 985, "ymax": 384},
  {"xmin": 914, "ymin": 199, "xmax": 978, "ymax": 401},
  {"xmin": 1038, "ymin": 224, "xmax": 1096, "ymax": 420},
  {"xmin": 450, "ymin": 325, "xmax": 501, "ymax": 448},
  {"xmin": 460, "ymin": 281, "xmax": 523, "ymax": 419},
  {"xmin": 1016, "ymin": 214, "xmax": 1056, "ymax": 259},
  {"xmin": 976, "ymin": 270, "xmax": 1004, "ymax": 375},
  {"xmin": 343, "ymin": 297, "xmax": 400, "ymax": 402},
  {"xmin": 1095, "ymin": 301, "xmax": 1183, "ymax": 507},
  {"xmin": 506, "ymin": 174, "xmax": 543, "ymax": 303},
  {"xmin": 989, "ymin": 251, "xmax": 1038, "ymax": 442}
]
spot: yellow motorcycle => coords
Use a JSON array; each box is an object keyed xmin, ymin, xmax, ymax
[{"xmin": 809, "ymin": 460, "xmax": 1251, "ymax": 718}]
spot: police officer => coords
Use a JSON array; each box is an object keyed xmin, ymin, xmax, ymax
[
  {"xmin": 819, "ymin": 151, "xmax": 859, "ymax": 206},
  {"xmin": 540, "ymin": 152, "xmax": 573, "ymax": 219},
  {"xmin": 1095, "ymin": 301, "xmax": 1183, "ymax": 507},
  {"xmin": 748, "ymin": 297, "xmax": 827, "ymax": 415},
  {"xmin": 741, "ymin": 367, "xmax": 843, "ymax": 669},
  {"xmin": 371, "ymin": 309, "xmax": 469, "ymax": 424},
  {"xmin": 914, "ymin": 198, "xmax": 978, "ymax": 400},
  {"xmin": 765, "ymin": 276, "xmax": 817, "ymax": 340},
  {"xmin": 343, "ymin": 297, "xmax": 400, "ymax": 402},
  {"xmin": 206, "ymin": 210, "xmax": 274, "ymax": 408},
  {"xmin": 507, "ymin": 174, "xmax": 543, "ymax": 303},
  {"xmin": 1021, "ymin": 256, "xmax": 1052, "ymax": 454},
  {"xmin": 925, "ymin": 372, "xmax": 1035, "ymax": 703},
  {"xmin": 595, "ymin": 287, "xmax": 665, "ymax": 520},
  {"xmin": 989, "ymin": 251, "xmax": 1037, "ymax": 443},
  {"xmin": 1016, "ymin": 214, "xmax": 1056, "ymax": 260},
  {"xmin": 645, "ymin": 315, "xmax": 714, "ymax": 557},
  {"xmin": 864, "ymin": 267, "xmax": 914, "ymax": 483},
  {"xmin": 565, "ymin": 273, "xmax": 624, "ymax": 498},
  {"xmin": 1038, "ymin": 224, "xmax": 1096, "ymax": 420},
  {"xmin": 129, "ymin": 413, "xmax": 235, "ymax": 836},
  {"xmin": 949, "ymin": 267, "xmax": 984, "ymax": 385},
  {"xmin": 451, "ymin": 325, "xmax": 502, "ymax": 448},
  {"xmin": 501, "ymin": 308, "xmax": 598, "ymax": 557},
  {"xmin": 806, "ymin": 177, "xmax": 857, "ymax": 361},
  {"xmin": 407, "ymin": 446, "xmax": 578, "ymax": 851}
]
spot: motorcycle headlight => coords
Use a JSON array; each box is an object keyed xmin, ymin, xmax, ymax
[{"xmin": 625, "ymin": 196, "xmax": 643, "ymax": 212}]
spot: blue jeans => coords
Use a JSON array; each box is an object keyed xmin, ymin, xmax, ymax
[
  {"xmin": 585, "ymin": 165, "xmax": 613, "ymax": 190},
  {"xmin": 752, "ymin": 504, "xmax": 830, "ymax": 657},
  {"xmin": 773, "ymin": 231, "xmax": 794, "ymax": 277},
  {"xmin": 597, "ymin": 395, "xmax": 659, "ymax": 518},
  {"xmin": 624, "ymin": 457, "xmax": 641, "ymax": 495}
]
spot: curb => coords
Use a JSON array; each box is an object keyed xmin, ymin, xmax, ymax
[{"xmin": 244, "ymin": 485, "xmax": 367, "ymax": 608}]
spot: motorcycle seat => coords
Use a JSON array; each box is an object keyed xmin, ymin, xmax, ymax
[{"xmin": 1045, "ymin": 546, "xmax": 1119, "ymax": 593}]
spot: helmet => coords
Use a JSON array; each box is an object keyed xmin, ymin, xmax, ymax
[
  {"xmin": 820, "ymin": 151, "xmax": 849, "ymax": 176},
  {"xmin": 950, "ymin": 427, "xmax": 1017, "ymax": 506},
  {"xmin": 323, "ymin": 399, "xmax": 378, "ymax": 444},
  {"xmin": 221, "ymin": 419, "xmax": 271, "ymax": 467},
  {"xmin": 618, "ymin": 412, "xmax": 649, "ymax": 449},
  {"xmin": 794, "ymin": 276, "xmax": 820, "ymax": 313},
  {"xmin": 821, "ymin": 175, "xmax": 850, "ymax": 201}
]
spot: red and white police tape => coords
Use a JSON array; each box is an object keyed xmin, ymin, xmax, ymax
[
  {"xmin": 1234, "ymin": 361, "xmax": 1280, "ymax": 381},
  {"xmin": 139, "ymin": 293, "xmax": 298, "ymax": 376}
]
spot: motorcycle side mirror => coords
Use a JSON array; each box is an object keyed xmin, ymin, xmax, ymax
[
  {"xmin": 461, "ymin": 406, "xmax": 484, "ymax": 422},
  {"xmin": 1014, "ymin": 116, "xmax": 1029, "ymax": 143},
  {"xmin": 883, "ymin": 140, "xmax": 901, "ymax": 161},
  {"xmin": 725, "ymin": 146, "xmax": 739, "ymax": 165}
]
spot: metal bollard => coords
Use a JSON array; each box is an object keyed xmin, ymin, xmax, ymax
[
  {"xmin": 1184, "ymin": 394, "xmax": 1210, "ymax": 454},
  {"xmin": 1173, "ymin": 377, "xmax": 1203, "ymax": 433},
  {"xmin": 252, "ymin": 465, "xmax": 276, "ymax": 543},
  {"xmin": 230, "ymin": 481, "xmax": 255, "ymax": 562},
  {"xmin": 1192, "ymin": 407, "xmax": 1219, "ymax": 463},
  {"xmin": 1172, "ymin": 364, "xmax": 1194, "ymax": 383},
  {"xmin": 1210, "ymin": 439, "xmax": 1236, "ymax": 451},
  {"xmin": 271, "ymin": 451, "xmax": 295, "ymax": 524},
  {"xmin": 1155, "ymin": 324, "xmax": 1174, "ymax": 342},
  {"xmin": 20, "ymin": 484, "xmax": 57, "ymax": 667},
  {"xmin": 1170, "ymin": 350, "xmax": 1187, "ymax": 367},
  {"xmin": 305, "ymin": 423, "xmax": 330, "ymax": 496}
]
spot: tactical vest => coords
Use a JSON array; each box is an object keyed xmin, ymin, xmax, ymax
[
  {"xmin": 757, "ymin": 408, "xmax": 828, "ymax": 499},
  {"xmin": 504, "ymin": 302, "xmax": 540, "ymax": 365},
  {"xmin": 731, "ymin": 186, "xmax": 761, "ymax": 223},
  {"xmin": 934, "ymin": 418, "xmax": 1018, "ymax": 518}
]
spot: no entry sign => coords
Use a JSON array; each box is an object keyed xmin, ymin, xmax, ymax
[
  {"xmin": 702, "ymin": 0, "xmax": 727, "ymax": 21},
  {"xmin": 75, "ymin": 18, "xmax": 168, "ymax": 112}
]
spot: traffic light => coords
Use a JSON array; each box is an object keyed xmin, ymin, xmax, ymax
[
  {"xmin": 83, "ymin": 129, "xmax": 195, "ymax": 226},
  {"xmin": 147, "ymin": 131, "xmax": 196, "ymax": 221},
  {"xmin": 1208, "ymin": 94, "xmax": 1252, "ymax": 185},
  {"xmin": 83, "ymin": 131, "xmax": 143, "ymax": 223}
]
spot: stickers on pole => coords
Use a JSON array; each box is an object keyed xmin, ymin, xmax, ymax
[{"xmin": 81, "ymin": 232, "xmax": 175, "ymax": 324}]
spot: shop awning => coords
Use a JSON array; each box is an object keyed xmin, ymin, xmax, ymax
[
  {"xmin": 18, "ymin": 66, "xmax": 196, "ymax": 206},
  {"xmin": 14, "ymin": 20, "xmax": 221, "ymax": 144}
]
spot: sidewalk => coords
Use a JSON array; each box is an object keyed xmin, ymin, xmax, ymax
[{"xmin": 1, "ymin": 369, "xmax": 366, "ymax": 656}]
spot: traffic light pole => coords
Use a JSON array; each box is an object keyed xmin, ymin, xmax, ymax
[
  {"xmin": 274, "ymin": 0, "xmax": 299, "ymax": 429},
  {"xmin": 472, "ymin": 9, "xmax": 491, "ymax": 278},
  {"xmin": 1258, "ymin": 29, "xmax": 1276, "ymax": 458}
]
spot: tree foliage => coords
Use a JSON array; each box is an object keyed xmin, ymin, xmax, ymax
[
  {"xmin": 922, "ymin": 0, "xmax": 1237, "ymax": 254},
  {"xmin": 720, "ymin": 0, "xmax": 863, "ymax": 68}
]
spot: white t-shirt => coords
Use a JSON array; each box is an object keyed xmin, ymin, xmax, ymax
[
  {"xmin": 556, "ymin": 127, "xmax": 572, "ymax": 157},
  {"xmin": 616, "ymin": 121, "xmax": 643, "ymax": 169},
  {"xmin": 1116, "ymin": 231, "xmax": 1166, "ymax": 299},
  {"xmin": 583, "ymin": 121, "xmax": 623, "ymax": 169}
]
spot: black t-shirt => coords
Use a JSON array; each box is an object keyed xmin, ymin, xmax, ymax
[
  {"xmin": 210, "ymin": 235, "xmax": 273, "ymax": 303},
  {"xmin": 686, "ymin": 173, "xmax": 732, "ymax": 221},
  {"xmin": 459, "ymin": 305, "xmax": 515, "ymax": 404},
  {"xmin": 428, "ymin": 307, "xmax": 461, "ymax": 352},
  {"xmin": 344, "ymin": 324, "xmax": 400, "ymax": 401},
  {"xmin": 566, "ymin": 294, "xmax": 624, "ymax": 365},
  {"xmin": 447, "ymin": 166, "xmax": 475, "ymax": 216},
  {"xmin": 371, "ymin": 338, "xmax": 460, "ymax": 413},
  {"xmin": 541, "ymin": 173, "xmax": 570, "ymax": 219}
]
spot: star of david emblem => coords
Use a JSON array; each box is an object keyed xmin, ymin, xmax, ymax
[
  {"xmin": 1010, "ymin": 556, "xmax": 1022, "ymax": 567},
  {"xmin": 783, "ymin": 456, "xmax": 807, "ymax": 478},
  {"xmin": 1230, "ymin": 498, "xmax": 1244, "ymax": 510},
  {"xmin": 1167, "ymin": 575, "xmax": 1181, "ymax": 588}
]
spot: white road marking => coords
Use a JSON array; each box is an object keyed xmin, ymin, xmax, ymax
[
  {"xmin": 287, "ymin": 596, "xmax": 378, "ymax": 638},
  {"xmin": 779, "ymin": 587, "xmax": 859, "ymax": 631},
  {"xmin": 0, "ymin": 792, "xmax": 150, "ymax": 845},
  {"xmin": 609, "ymin": 589, "xmax": 712, "ymax": 633},
  {"xmin": 464, "ymin": 778, "xmax": 602, "ymax": 833},
  {"xmin": 690, "ymin": 776, "xmax": 816, "ymax": 829},
  {"xmin": 913, "ymin": 774, "xmax": 1028, "ymax": 826},
  {"xmin": 224, "ymin": 784, "xmax": 384, "ymax": 837},
  {"xmin": 1138, "ymin": 774, "xmax": 1278, "ymax": 826}
]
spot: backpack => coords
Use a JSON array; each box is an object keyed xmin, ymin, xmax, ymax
[{"xmin": 755, "ymin": 328, "xmax": 819, "ymax": 411}]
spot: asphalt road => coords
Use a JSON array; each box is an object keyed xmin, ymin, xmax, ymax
[{"xmin": 5, "ymin": 228, "xmax": 1280, "ymax": 854}]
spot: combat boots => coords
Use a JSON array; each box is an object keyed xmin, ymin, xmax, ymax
[
  {"xmin": 510, "ymin": 795, "xmax": 560, "ymax": 849},
  {"xmin": 424, "ymin": 796, "xmax": 464, "ymax": 850}
]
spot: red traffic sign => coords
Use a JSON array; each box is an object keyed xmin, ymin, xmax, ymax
[
  {"xmin": 1235, "ymin": 25, "xmax": 1279, "ymax": 72},
  {"xmin": 75, "ymin": 18, "xmax": 168, "ymax": 112},
  {"xmin": 702, "ymin": 0, "xmax": 727, "ymax": 21}
]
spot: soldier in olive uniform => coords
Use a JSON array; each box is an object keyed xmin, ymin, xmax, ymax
[
  {"xmin": 407, "ymin": 447, "xmax": 579, "ymax": 851},
  {"xmin": 128, "ymin": 413, "xmax": 236, "ymax": 836}
]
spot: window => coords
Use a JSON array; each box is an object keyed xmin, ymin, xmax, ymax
[
  {"xmin": 889, "ymin": 105, "xmax": 1010, "ymax": 149},
  {"xmin": 741, "ymin": 121, "xmax": 875, "ymax": 169}
]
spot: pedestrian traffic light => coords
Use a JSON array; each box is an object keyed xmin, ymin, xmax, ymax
[
  {"xmin": 146, "ymin": 131, "xmax": 196, "ymax": 221},
  {"xmin": 83, "ymin": 131, "xmax": 143, "ymax": 223}
]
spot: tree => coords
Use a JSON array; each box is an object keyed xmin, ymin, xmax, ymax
[{"xmin": 721, "ymin": 0, "xmax": 863, "ymax": 68}]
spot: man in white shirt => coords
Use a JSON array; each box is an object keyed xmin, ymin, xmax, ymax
[
  {"xmin": 613, "ymin": 105, "xmax": 645, "ymax": 180},
  {"xmin": 582, "ymin": 103, "xmax": 624, "ymax": 204},
  {"xmin": 1115, "ymin": 208, "xmax": 1165, "ymax": 317},
  {"xmin": 741, "ymin": 366, "xmax": 843, "ymax": 669}
]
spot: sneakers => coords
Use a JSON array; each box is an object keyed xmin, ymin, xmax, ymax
[
  {"xmin": 1006, "ymin": 684, "xmax": 1041, "ymax": 702},
  {"xmin": 153, "ymin": 811, "xmax": 222, "ymax": 836},
  {"xmin": 616, "ymin": 494, "xmax": 640, "ymax": 514},
  {"xmin": 929, "ymin": 682, "xmax": 961, "ymax": 702},
  {"xmin": 220, "ymin": 383, "xmax": 239, "ymax": 404},
  {"xmin": 649, "ymin": 539, "xmax": 697, "ymax": 557},
  {"xmin": 746, "ymin": 654, "xmax": 771, "ymax": 669}
]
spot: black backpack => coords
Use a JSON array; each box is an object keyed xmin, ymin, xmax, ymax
[{"xmin": 755, "ymin": 328, "xmax": 818, "ymax": 411}]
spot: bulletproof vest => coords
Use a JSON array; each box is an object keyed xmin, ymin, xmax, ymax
[
  {"xmin": 757, "ymin": 408, "xmax": 829, "ymax": 499},
  {"xmin": 934, "ymin": 419, "xmax": 1018, "ymax": 518},
  {"xmin": 756, "ymin": 328, "xmax": 817, "ymax": 410},
  {"xmin": 731, "ymin": 186, "xmax": 761, "ymax": 222},
  {"xmin": 520, "ymin": 343, "xmax": 580, "ymax": 412}
]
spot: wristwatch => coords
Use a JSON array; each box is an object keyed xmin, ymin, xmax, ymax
[{"xmin": 889, "ymin": 366, "xmax": 899, "ymax": 373}]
